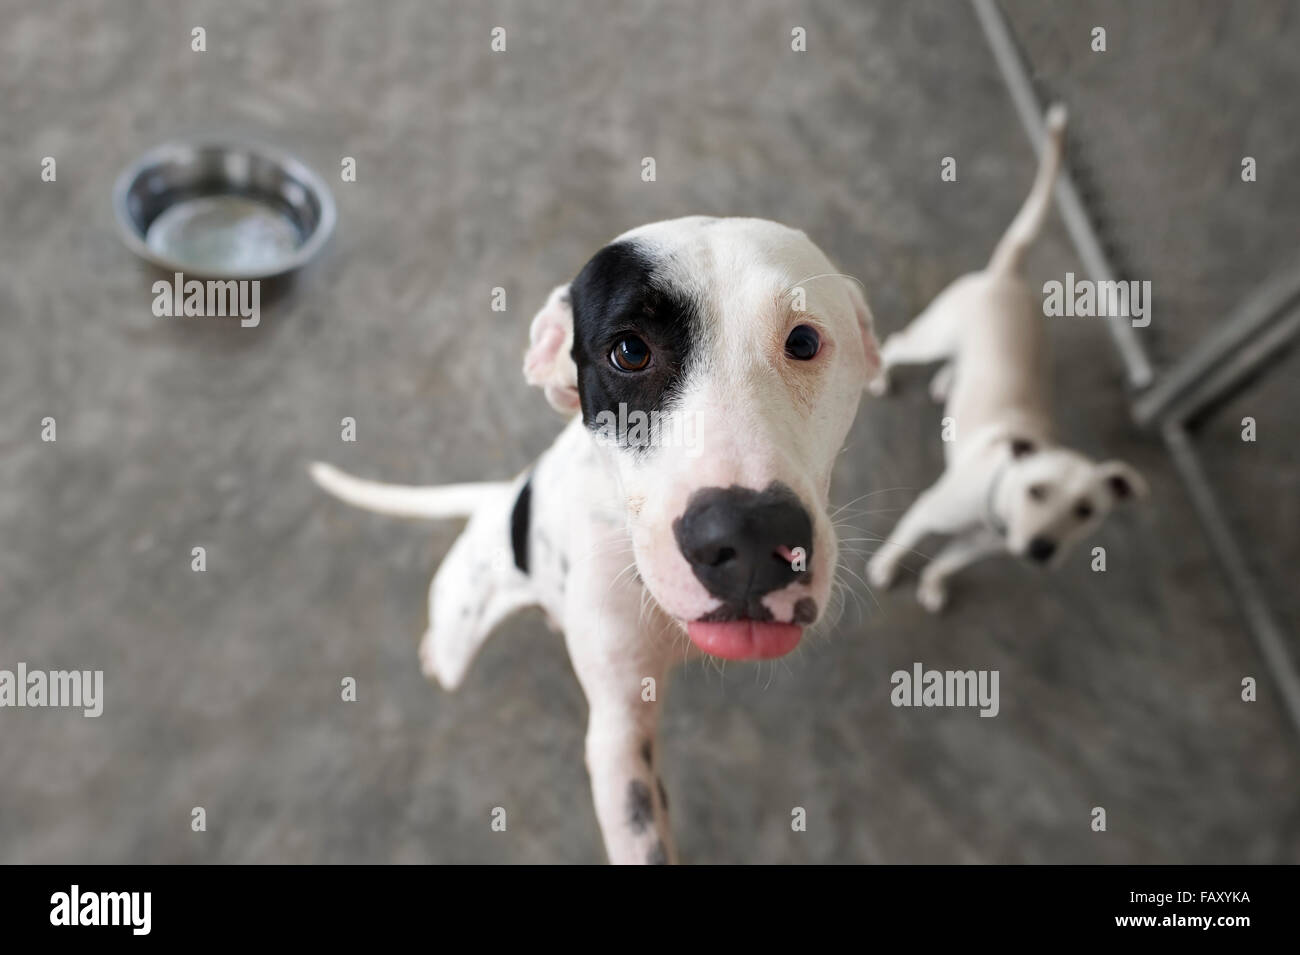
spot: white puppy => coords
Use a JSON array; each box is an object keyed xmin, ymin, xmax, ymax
[
  {"xmin": 310, "ymin": 216, "xmax": 881, "ymax": 863},
  {"xmin": 866, "ymin": 107, "xmax": 1147, "ymax": 613}
]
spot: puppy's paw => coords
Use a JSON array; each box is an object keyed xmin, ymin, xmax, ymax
[
  {"xmin": 928, "ymin": 366, "xmax": 953, "ymax": 404},
  {"xmin": 418, "ymin": 628, "xmax": 441, "ymax": 680},
  {"xmin": 419, "ymin": 627, "xmax": 462, "ymax": 691},
  {"xmin": 867, "ymin": 555, "xmax": 898, "ymax": 590},
  {"xmin": 916, "ymin": 577, "xmax": 948, "ymax": 614}
]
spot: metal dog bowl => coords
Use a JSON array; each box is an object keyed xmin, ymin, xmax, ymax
[{"xmin": 113, "ymin": 140, "xmax": 336, "ymax": 279}]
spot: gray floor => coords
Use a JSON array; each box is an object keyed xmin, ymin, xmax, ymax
[{"xmin": 2, "ymin": 0, "xmax": 1297, "ymax": 863}]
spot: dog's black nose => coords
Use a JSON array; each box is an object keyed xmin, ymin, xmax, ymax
[
  {"xmin": 1028, "ymin": 536, "xmax": 1056, "ymax": 563},
  {"xmin": 673, "ymin": 484, "xmax": 813, "ymax": 607}
]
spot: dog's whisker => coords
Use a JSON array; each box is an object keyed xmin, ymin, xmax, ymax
[
  {"xmin": 572, "ymin": 535, "xmax": 634, "ymax": 561},
  {"xmin": 826, "ymin": 579, "xmax": 846, "ymax": 622},
  {"xmin": 831, "ymin": 507, "xmax": 908, "ymax": 524},
  {"xmin": 780, "ymin": 270, "xmax": 868, "ymax": 299},
  {"xmin": 829, "ymin": 486, "xmax": 916, "ymax": 519},
  {"xmin": 591, "ymin": 559, "xmax": 640, "ymax": 641},
  {"xmin": 831, "ymin": 569, "xmax": 868, "ymax": 620},
  {"xmin": 831, "ymin": 580, "xmax": 855, "ymax": 629},
  {"xmin": 840, "ymin": 569, "xmax": 868, "ymax": 616},
  {"xmin": 835, "ymin": 559, "xmax": 884, "ymax": 614},
  {"xmin": 828, "ymin": 571, "xmax": 857, "ymax": 619},
  {"xmin": 841, "ymin": 533, "xmax": 937, "ymax": 563}
]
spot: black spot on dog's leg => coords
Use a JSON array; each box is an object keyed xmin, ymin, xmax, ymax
[
  {"xmin": 646, "ymin": 840, "xmax": 668, "ymax": 865},
  {"xmin": 626, "ymin": 780, "xmax": 654, "ymax": 833},
  {"xmin": 793, "ymin": 597, "xmax": 817, "ymax": 624},
  {"xmin": 657, "ymin": 777, "xmax": 668, "ymax": 811},
  {"xmin": 640, "ymin": 740, "xmax": 653, "ymax": 767}
]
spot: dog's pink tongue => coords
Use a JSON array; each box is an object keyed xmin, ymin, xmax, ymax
[{"xmin": 687, "ymin": 621, "xmax": 802, "ymax": 660}]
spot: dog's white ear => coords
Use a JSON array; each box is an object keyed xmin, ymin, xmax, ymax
[
  {"xmin": 1097, "ymin": 461, "xmax": 1148, "ymax": 502},
  {"xmin": 523, "ymin": 284, "xmax": 580, "ymax": 415},
  {"xmin": 845, "ymin": 279, "xmax": 882, "ymax": 387}
]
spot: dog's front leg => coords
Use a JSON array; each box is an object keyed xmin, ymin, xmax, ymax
[
  {"xmin": 867, "ymin": 472, "xmax": 975, "ymax": 590},
  {"xmin": 928, "ymin": 362, "xmax": 955, "ymax": 403},
  {"xmin": 915, "ymin": 529, "xmax": 1004, "ymax": 612},
  {"xmin": 563, "ymin": 565, "xmax": 677, "ymax": 864},
  {"xmin": 582, "ymin": 698, "xmax": 675, "ymax": 865}
]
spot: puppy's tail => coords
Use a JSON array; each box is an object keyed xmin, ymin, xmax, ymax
[
  {"xmin": 309, "ymin": 462, "xmax": 507, "ymax": 520},
  {"xmin": 988, "ymin": 104, "xmax": 1067, "ymax": 274}
]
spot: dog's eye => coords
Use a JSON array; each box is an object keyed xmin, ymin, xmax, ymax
[
  {"xmin": 784, "ymin": 325, "xmax": 821, "ymax": 361},
  {"xmin": 1074, "ymin": 500, "xmax": 1094, "ymax": 520},
  {"xmin": 1028, "ymin": 484, "xmax": 1049, "ymax": 501},
  {"xmin": 610, "ymin": 336, "xmax": 651, "ymax": 371}
]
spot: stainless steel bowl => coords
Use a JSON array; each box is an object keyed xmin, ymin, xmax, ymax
[{"xmin": 112, "ymin": 140, "xmax": 336, "ymax": 279}]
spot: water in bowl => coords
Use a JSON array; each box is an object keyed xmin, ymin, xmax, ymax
[{"xmin": 145, "ymin": 195, "xmax": 303, "ymax": 275}]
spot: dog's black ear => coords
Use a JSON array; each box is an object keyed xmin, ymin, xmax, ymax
[
  {"xmin": 844, "ymin": 279, "xmax": 881, "ymax": 388},
  {"xmin": 1097, "ymin": 460, "xmax": 1148, "ymax": 501},
  {"xmin": 523, "ymin": 285, "xmax": 580, "ymax": 415},
  {"xmin": 1010, "ymin": 437, "xmax": 1037, "ymax": 458}
]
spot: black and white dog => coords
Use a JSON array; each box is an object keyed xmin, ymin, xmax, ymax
[{"xmin": 311, "ymin": 216, "xmax": 881, "ymax": 863}]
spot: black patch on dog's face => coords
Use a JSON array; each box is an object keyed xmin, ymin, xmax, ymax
[{"xmin": 568, "ymin": 241, "xmax": 701, "ymax": 435}]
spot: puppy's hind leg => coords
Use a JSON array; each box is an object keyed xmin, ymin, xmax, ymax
[
  {"xmin": 420, "ymin": 484, "xmax": 536, "ymax": 690},
  {"xmin": 868, "ymin": 293, "xmax": 963, "ymax": 397}
]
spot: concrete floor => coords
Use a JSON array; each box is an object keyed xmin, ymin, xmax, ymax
[{"xmin": 2, "ymin": 0, "xmax": 1297, "ymax": 863}]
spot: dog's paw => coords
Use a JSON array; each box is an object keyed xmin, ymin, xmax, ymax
[
  {"xmin": 867, "ymin": 555, "xmax": 898, "ymax": 590},
  {"xmin": 916, "ymin": 577, "xmax": 949, "ymax": 614},
  {"xmin": 419, "ymin": 628, "xmax": 461, "ymax": 690},
  {"xmin": 928, "ymin": 367, "xmax": 953, "ymax": 404},
  {"xmin": 418, "ymin": 629, "xmax": 441, "ymax": 680}
]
